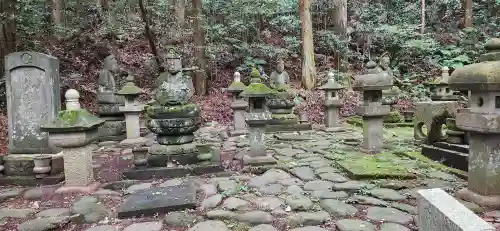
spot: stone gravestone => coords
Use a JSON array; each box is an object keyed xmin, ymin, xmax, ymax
[
  {"xmin": 1, "ymin": 52, "xmax": 64, "ymax": 185},
  {"xmin": 417, "ymin": 188, "xmax": 494, "ymax": 231},
  {"xmin": 5, "ymin": 52, "xmax": 61, "ymax": 154}
]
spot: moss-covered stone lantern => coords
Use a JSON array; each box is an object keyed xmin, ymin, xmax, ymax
[
  {"xmin": 427, "ymin": 67, "xmax": 459, "ymax": 101},
  {"xmin": 353, "ymin": 69, "xmax": 393, "ymax": 153},
  {"xmin": 319, "ymin": 72, "xmax": 345, "ymax": 130},
  {"xmin": 116, "ymin": 75, "xmax": 146, "ymax": 147},
  {"xmin": 450, "ymin": 38, "xmax": 500, "ymax": 208},
  {"xmin": 240, "ymin": 67, "xmax": 276, "ymax": 165},
  {"xmin": 41, "ymin": 89, "xmax": 104, "ymax": 186},
  {"xmin": 227, "ymin": 71, "xmax": 248, "ymax": 136}
]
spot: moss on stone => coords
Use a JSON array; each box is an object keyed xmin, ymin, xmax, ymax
[
  {"xmin": 250, "ymin": 67, "xmax": 261, "ymax": 79},
  {"xmin": 145, "ymin": 103, "xmax": 199, "ymax": 117},
  {"xmin": 241, "ymin": 83, "xmax": 272, "ymax": 97},
  {"xmin": 42, "ymin": 109, "xmax": 104, "ymax": 130},
  {"xmin": 396, "ymin": 151, "xmax": 467, "ymax": 178},
  {"xmin": 346, "ymin": 116, "xmax": 363, "ymax": 127},
  {"xmin": 383, "ymin": 111, "xmax": 403, "ymax": 123},
  {"xmin": 229, "ymin": 81, "xmax": 246, "ymax": 89},
  {"xmin": 445, "ymin": 118, "xmax": 458, "ymax": 130},
  {"xmin": 336, "ymin": 152, "xmax": 415, "ymax": 180}
]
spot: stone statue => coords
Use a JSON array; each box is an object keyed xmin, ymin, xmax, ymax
[
  {"xmin": 98, "ymin": 55, "xmax": 120, "ymax": 94},
  {"xmin": 154, "ymin": 49, "xmax": 194, "ymax": 106},
  {"xmin": 269, "ymin": 59, "xmax": 290, "ymax": 89}
]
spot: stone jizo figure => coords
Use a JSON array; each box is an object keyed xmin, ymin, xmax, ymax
[
  {"xmin": 269, "ymin": 58, "xmax": 290, "ymax": 88},
  {"xmin": 155, "ymin": 49, "xmax": 194, "ymax": 106},
  {"xmin": 98, "ymin": 55, "xmax": 121, "ymax": 95}
]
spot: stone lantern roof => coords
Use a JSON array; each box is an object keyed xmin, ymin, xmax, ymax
[
  {"xmin": 227, "ymin": 71, "xmax": 246, "ymax": 94},
  {"xmin": 117, "ymin": 75, "xmax": 143, "ymax": 96},
  {"xmin": 353, "ymin": 71, "xmax": 393, "ymax": 91},
  {"xmin": 319, "ymin": 72, "xmax": 344, "ymax": 90},
  {"xmin": 448, "ymin": 38, "xmax": 500, "ymax": 91},
  {"xmin": 241, "ymin": 67, "xmax": 272, "ymax": 98}
]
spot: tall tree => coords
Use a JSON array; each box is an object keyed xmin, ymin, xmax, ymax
[
  {"xmin": 192, "ymin": 0, "xmax": 207, "ymax": 95},
  {"xmin": 464, "ymin": 0, "xmax": 473, "ymax": 28},
  {"xmin": 299, "ymin": 0, "xmax": 316, "ymax": 90},
  {"xmin": 0, "ymin": 0, "xmax": 17, "ymax": 76},
  {"xmin": 52, "ymin": 0, "xmax": 65, "ymax": 26},
  {"xmin": 420, "ymin": 0, "xmax": 426, "ymax": 34},
  {"xmin": 332, "ymin": 0, "xmax": 347, "ymax": 71}
]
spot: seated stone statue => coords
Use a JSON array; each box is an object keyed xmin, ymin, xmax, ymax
[
  {"xmin": 97, "ymin": 55, "xmax": 124, "ymax": 105},
  {"xmin": 269, "ymin": 58, "xmax": 290, "ymax": 89},
  {"xmin": 154, "ymin": 49, "xmax": 194, "ymax": 106}
]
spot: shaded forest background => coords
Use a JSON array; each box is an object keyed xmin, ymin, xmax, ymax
[{"xmin": 0, "ymin": 0, "xmax": 499, "ymax": 153}]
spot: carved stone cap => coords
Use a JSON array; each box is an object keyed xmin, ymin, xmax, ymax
[
  {"xmin": 117, "ymin": 75, "xmax": 143, "ymax": 96},
  {"xmin": 227, "ymin": 72, "xmax": 246, "ymax": 93},
  {"xmin": 352, "ymin": 72, "xmax": 393, "ymax": 91},
  {"xmin": 449, "ymin": 38, "xmax": 500, "ymax": 91},
  {"xmin": 318, "ymin": 72, "xmax": 344, "ymax": 90},
  {"xmin": 241, "ymin": 82, "xmax": 272, "ymax": 98}
]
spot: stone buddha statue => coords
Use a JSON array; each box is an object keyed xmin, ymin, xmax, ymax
[
  {"xmin": 269, "ymin": 58, "xmax": 290, "ymax": 89},
  {"xmin": 154, "ymin": 49, "xmax": 194, "ymax": 106}
]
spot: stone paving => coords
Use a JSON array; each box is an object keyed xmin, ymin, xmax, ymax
[{"xmin": 0, "ymin": 125, "xmax": 497, "ymax": 231}]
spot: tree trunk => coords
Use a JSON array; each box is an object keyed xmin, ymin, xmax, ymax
[
  {"xmin": 1, "ymin": 0, "xmax": 16, "ymax": 77},
  {"xmin": 332, "ymin": 0, "xmax": 347, "ymax": 71},
  {"xmin": 464, "ymin": 0, "xmax": 473, "ymax": 28},
  {"xmin": 192, "ymin": 0, "xmax": 207, "ymax": 95},
  {"xmin": 420, "ymin": 0, "xmax": 425, "ymax": 34},
  {"xmin": 52, "ymin": 0, "xmax": 65, "ymax": 26},
  {"xmin": 174, "ymin": 0, "xmax": 185, "ymax": 27},
  {"xmin": 299, "ymin": 0, "xmax": 316, "ymax": 90}
]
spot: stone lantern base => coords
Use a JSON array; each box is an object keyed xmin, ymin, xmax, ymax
[{"xmin": 0, "ymin": 153, "xmax": 65, "ymax": 186}]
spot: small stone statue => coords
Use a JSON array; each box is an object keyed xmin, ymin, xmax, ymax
[
  {"xmin": 98, "ymin": 55, "xmax": 120, "ymax": 94},
  {"xmin": 269, "ymin": 59, "xmax": 290, "ymax": 89},
  {"xmin": 154, "ymin": 49, "xmax": 194, "ymax": 106}
]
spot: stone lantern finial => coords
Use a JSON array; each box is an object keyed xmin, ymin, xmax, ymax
[
  {"xmin": 234, "ymin": 71, "xmax": 241, "ymax": 82},
  {"xmin": 441, "ymin": 67, "xmax": 450, "ymax": 83},
  {"xmin": 327, "ymin": 72, "xmax": 335, "ymax": 80},
  {"xmin": 65, "ymin": 89, "xmax": 81, "ymax": 110}
]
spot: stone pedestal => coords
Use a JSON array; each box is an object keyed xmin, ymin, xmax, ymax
[
  {"xmin": 319, "ymin": 72, "xmax": 345, "ymax": 131},
  {"xmin": 41, "ymin": 89, "xmax": 104, "ymax": 186},
  {"xmin": 227, "ymin": 72, "xmax": 248, "ymax": 137},
  {"xmin": 449, "ymin": 38, "xmax": 500, "ymax": 208},
  {"xmin": 1, "ymin": 52, "xmax": 64, "ymax": 186},
  {"xmin": 117, "ymin": 76, "xmax": 146, "ymax": 147},
  {"xmin": 353, "ymin": 63, "xmax": 393, "ymax": 153}
]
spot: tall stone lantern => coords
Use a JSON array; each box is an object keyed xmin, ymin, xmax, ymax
[
  {"xmin": 227, "ymin": 71, "xmax": 248, "ymax": 136},
  {"xmin": 353, "ymin": 70, "xmax": 393, "ymax": 153},
  {"xmin": 41, "ymin": 89, "xmax": 104, "ymax": 186},
  {"xmin": 319, "ymin": 72, "xmax": 345, "ymax": 131},
  {"xmin": 241, "ymin": 68, "xmax": 276, "ymax": 165},
  {"xmin": 429, "ymin": 66, "xmax": 459, "ymax": 101},
  {"xmin": 449, "ymin": 38, "xmax": 500, "ymax": 208},
  {"xmin": 116, "ymin": 75, "xmax": 146, "ymax": 147}
]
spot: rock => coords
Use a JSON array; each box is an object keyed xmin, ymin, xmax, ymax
[
  {"xmin": 164, "ymin": 212, "xmax": 201, "ymax": 227},
  {"xmin": 222, "ymin": 197, "xmax": 249, "ymax": 210},
  {"xmin": 36, "ymin": 208, "xmax": 71, "ymax": 217},
  {"xmin": 292, "ymin": 167, "xmax": 316, "ymax": 181},
  {"xmin": 254, "ymin": 197, "xmax": 285, "ymax": 211},
  {"xmin": 391, "ymin": 203, "xmax": 417, "ymax": 215},
  {"xmin": 248, "ymin": 169, "xmax": 293, "ymax": 188},
  {"xmin": 379, "ymin": 223, "xmax": 411, "ymax": 231},
  {"xmin": 70, "ymin": 196, "xmax": 110, "ymax": 223},
  {"xmin": 0, "ymin": 188, "xmax": 25, "ymax": 201},
  {"xmin": 123, "ymin": 221, "xmax": 163, "ymax": 231},
  {"xmin": 94, "ymin": 189, "xmax": 122, "ymax": 197},
  {"xmin": 311, "ymin": 191, "xmax": 349, "ymax": 199},
  {"xmin": 200, "ymin": 184, "xmax": 218, "ymax": 198},
  {"xmin": 201, "ymin": 194, "xmax": 223, "ymax": 210},
  {"xmin": 101, "ymin": 180, "xmax": 140, "ymax": 191},
  {"xmin": 218, "ymin": 180, "xmax": 238, "ymax": 195},
  {"xmin": 365, "ymin": 207, "xmax": 413, "ymax": 225},
  {"xmin": 17, "ymin": 216, "xmax": 70, "ymax": 231},
  {"xmin": 188, "ymin": 220, "xmax": 229, "ymax": 231},
  {"xmin": 315, "ymin": 167, "xmax": 340, "ymax": 174},
  {"xmin": 318, "ymin": 173, "xmax": 348, "ymax": 183},
  {"xmin": 333, "ymin": 181, "xmax": 373, "ymax": 192},
  {"xmin": 275, "ymin": 148, "xmax": 304, "ymax": 157},
  {"xmin": 236, "ymin": 211, "xmax": 273, "ymax": 224},
  {"xmin": 158, "ymin": 178, "xmax": 184, "ymax": 187},
  {"xmin": 125, "ymin": 183, "xmax": 152, "ymax": 194},
  {"xmin": 303, "ymin": 180, "xmax": 334, "ymax": 191},
  {"xmin": 287, "ymin": 185, "xmax": 304, "ymax": 195},
  {"xmin": 285, "ymin": 211, "xmax": 330, "ymax": 227},
  {"xmin": 0, "ymin": 208, "xmax": 37, "ymax": 218},
  {"xmin": 259, "ymin": 183, "xmax": 285, "ymax": 195},
  {"xmin": 335, "ymin": 219, "xmax": 376, "ymax": 231},
  {"xmin": 285, "ymin": 194, "xmax": 314, "ymax": 211},
  {"xmin": 279, "ymin": 178, "xmax": 304, "ymax": 186},
  {"xmin": 350, "ymin": 195, "xmax": 389, "ymax": 207},
  {"xmin": 289, "ymin": 226, "xmax": 329, "ymax": 231},
  {"xmin": 206, "ymin": 209, "xmax": 237, "ymax": 220},
  {"xmin": 24, "ymin": 187, "xmax": 57, "ymax": 200},
  {"xmin": 368, "ymin": 188, "xmax": 406, "ymax": 201},
  {"xmin": 85, "ymin": 225, "xmax": 118, "ymax": 231},
  {"xmin": 249, "ymin": 224, "xmax": 278, "ymax": 231},
  {"xmin": 319, "ymin": 199, "xmax": 358, "ymax": 217}
]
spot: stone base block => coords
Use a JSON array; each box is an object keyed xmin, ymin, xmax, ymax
[
  {"xmin": 98, "ymin": 120, "xmax": 125, "ymax": 142},
  {"xmin": 321, "ymin": 125, "xmax": 353, "ymax": 132},
  {"xmin": 421, "ymin": 143, "xmax": 468, "ymax": 171},
  {"xmin": 63, "ymin": 146, "xmax": 94, "ymax": 186},
  {"xmin": 122, "ymin": 163, "xmax": 224, "ymax": 180},
  {"xmin": 243, "ymin": 154, "xmax": 277, "ymax": 166},
  {"xmin": 99, "ymin": 134, "xmax": 126, "ymax": 142},
  {"xmin": 229, "ymin": 129, "xmax": 247, "ymax": 137},
  {"xmin": 457, "ymin": 187, "xmax": 500, "ymax": 210},
  {"xmin": 268, "ymin": 118, "xmax": 298, "ymax": 125},
  {"xmin": 3, "ymin": 153, "xmax": 64, "ymax": 176},
  {"xmin": 118, "ymin": 137, "xmax": 148, "ymax": 148},
  {"xmin": 0, "ymin": 172, "xmax": 64, "ymax": 186},
  {"xmin": 265, "ymin": 123, "xmax": 312, "ymax": 133}
]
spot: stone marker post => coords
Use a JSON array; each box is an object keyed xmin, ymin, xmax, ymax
[
  {"xmin": 41, "ymin": 89, "xmax": 104, "ymax": 186},
  {"xmin": 448, "ymin": 38, "xmax": 500, "ymax": 208},
  {"xmin": 226, "ymin": 71, "xmax": 248, "ymax": 136},
  {"xmin": 117, "ymin": 75, "xmax": 146, "ymax": 147},
  {"xmin": 353, "ymin": 65, "xmax": 393, "ymax": 153},
  {"xmin": 319, "ymin": 72, "xmax": 345, "ymax": 131},
  {"xmin": 417, "ymin": 188, "xmax": 495, "ymax": 231},
  {"xmin": 241, "ymin": 68, "xmax": 276, "ymax": 165}
]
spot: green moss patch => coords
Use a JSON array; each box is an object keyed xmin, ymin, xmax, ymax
[
  {"xmin": 394, "ymin": 151, "xmax": 467, "ymax": 179},
  {"xmin": 383, "ymin": 111, "xmax": 403, "ymax": 123},
  {"xmin": 346, "ymin": 116, "xmax": 413, "ymax": 128},
  {"xmin": 145, "ymin": 103, "xmax": 199, "ymax": 117},
  {"xmin": 241, "ymin": 83, "xmax": 272, "ymax": 97},
  {"xmin": 271, "ymin": 114, "xmax": 297, "ymax": 120},
  {"xmin": 41, "ymin": 109, "xmax": 104, "ymax": 132},
  {"xmin": 336, "ymin": 152, "xmax": 416, "ymax": 180}
]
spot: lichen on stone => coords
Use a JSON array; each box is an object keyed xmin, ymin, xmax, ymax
[
  {"xmin": 144, "ymin": 103, "xmax": 199, "ymax": 117},
  {"xmin": 41, "ymin": 109, "xmax": 104, "ymax": 131},
  {"xmin": 241, "ymin": 83, "xmax": 272, "ymax": 97}
]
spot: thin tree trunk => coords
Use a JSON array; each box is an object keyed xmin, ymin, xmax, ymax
[
  {"xmin": 1, "ymin": 0, "xmax": 16, "ymax": 76},
  {"xmin": 420, "ymin": 0, "xmax": 425, "ymax": 34},
  {"xmin": 464, "ymin": 0, "xmax": 473, "ymax": 28},
  {"xmin": 52, "ymin": 0, "xmax": 65, "ymax": 26},
  {"xmin": 299, "ymin": 0, "xmax": 316, "ymax": 90},
  {"xmin": 192, "ymin": 0, "xmax": 207, "ymax": 95},
  {"xmin": 333, "ymin": 0, "xmax": 347, "ymax": 71},
  {"xmin": 174, "ymin": 0, "xmax": 185, "ymax": 27}
]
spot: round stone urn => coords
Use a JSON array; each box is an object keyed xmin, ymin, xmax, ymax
[{"xmin": 33, "ymin": 155, "xmax": 52, "ymax": 178}]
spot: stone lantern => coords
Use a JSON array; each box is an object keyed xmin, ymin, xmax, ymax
[
  {"xmin": 429, "ymin": 67, "xmax": 459, "ymax": 101},
  {"xmin": 116, "ymin": 75, "xmax": 146, "ymax": 147},
  {"xmin": 41, "ymin": 89, "xmax": 104, "ymax": 186},
  {"xmin": 240, "ymin": 67, "xmax": 275, "ymax": 165},
  {"xmin": 449, "ymin": 38, "xmax": 500, "ymax": 208},
  {"xmin": 353, "ymin": 70, "xmax": 393, "ymax": 153},
  {"xmin": 318, "ymin": 72, "xmax": 345, "ymax": 130},
  {"xmin": 227, "ymin": 71, "xmax": 248, "ymax": 136}
]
